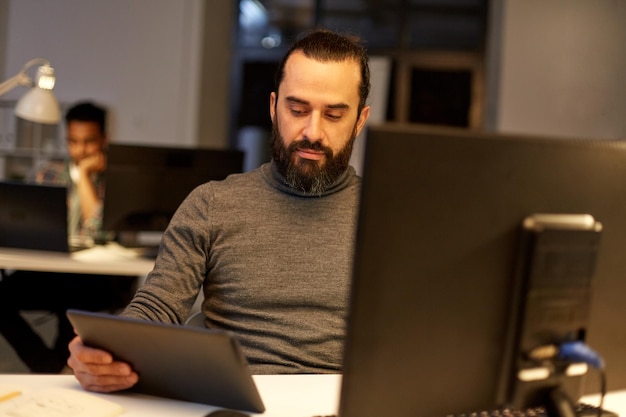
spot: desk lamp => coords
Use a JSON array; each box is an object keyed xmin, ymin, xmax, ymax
[{"xmin": 0, "ymin": 58, "xmax": 61, "ymax": 124}]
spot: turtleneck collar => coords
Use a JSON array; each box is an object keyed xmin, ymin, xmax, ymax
[{"xmin": 260, "ymin": 159, "xmax": 359, "ymax": 198}]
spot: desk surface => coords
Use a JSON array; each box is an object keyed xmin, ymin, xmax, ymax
[
  {"xmin": 0, "ymin": 374, "xmax": 341, "ymax": 417},
  {"xmin": 1, "ymin": 374, "xmax": 626, "ymax": 417},
  {"xmin": 0, "ymin": 243, "xmax": 155, "ymax": 276}
]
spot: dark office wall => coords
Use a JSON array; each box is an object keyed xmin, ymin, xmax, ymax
[
  {"xmin": 490, "ymin": 0, "xmax": 626, "ymax": 139},
  {"xmin": 197, "ymin": 1, "xmax": 237, "ymax": 149}
]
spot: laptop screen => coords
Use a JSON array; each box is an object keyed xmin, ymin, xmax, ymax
[{"xmin": 0, "ymin": 181, "xmax": 70, "ymax": 252}]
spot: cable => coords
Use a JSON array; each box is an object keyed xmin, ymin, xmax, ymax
[
  {"xmin": 557, "ymin": 341, "xmax": 606, "ymax": 417},
  {"xmin": 528, "ymin": 341, "xmax": 607, "ymax": 417},
  {"xmin": 557, "ymin": 341, "xmax": 604, "ymax": 370},
  {"xmin": 597, "ymin": 367, "xmax": 607, "ymax": 417}
]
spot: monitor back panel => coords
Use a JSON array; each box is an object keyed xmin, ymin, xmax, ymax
[
  {"xmin": 0, "ymin": 181, "xmax": 69, "ymax": 252},
  {"xmin": 339, "ymin": 124, "xmax": 626, "ymax": 417},
  {"xmin": 103, "ymin": 144, "xmax": 245, "ymax": 232}
]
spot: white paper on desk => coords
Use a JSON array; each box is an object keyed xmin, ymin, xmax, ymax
[
  {"xmin": 72, "ymin": 243, "xmax": 141, "ymax": 261},
  {"xmin": 0, "ymin": 387, "xmax": 123, "ymax": 417}
]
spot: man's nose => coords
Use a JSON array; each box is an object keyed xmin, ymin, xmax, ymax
[{"xmin": 302, "ymin": 112, "xmax": 323, "ymax": 142}]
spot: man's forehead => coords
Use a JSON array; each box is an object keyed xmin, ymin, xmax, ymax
[
  {"xmin": 280, "ymin": 51, "xmax": 361, "ymax": 100},
  {"xmin": 283, "ymin": 50, "xmax": 359, "ymax": 73},
  {"xmin": 66, "ymin": 121, "xmax": 104, "ymax": 139}
]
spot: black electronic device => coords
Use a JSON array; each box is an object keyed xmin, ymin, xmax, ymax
[
  {"xmin": 67, "ymin": 309, "xmax": 264, "ymax": 413},
  {"xmin": 500, "ymin": 214, "xmax": 602, "ymax": 413},
  {"xmin": 0, "ymin": 181, "xmax": 70, "ymax": 252},
  {"xmin": 339, "ymin": 123, "xmax": 626, "ymax": 417},
  {"xmin": 102, "ymin": 144, "xmax": 244, "ymax": 234}
]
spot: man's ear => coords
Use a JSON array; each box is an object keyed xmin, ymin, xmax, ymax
[
  {"xmin": 269, "ymin": 92, "xmax": 277, "ymax": 123},
  {"xmin": 355, "ymin": 105, "xmax": 371, "ymax": 137}
]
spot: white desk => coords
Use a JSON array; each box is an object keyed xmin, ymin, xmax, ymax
[
  {"xmin": 0, "ymin": 374, "xmax": 341, "ymax": 417},
  {"xmin": 0, "ymin": 243, "xmax": 155, "ymax": 276},
  {"xmin": 1, "ymin": 374, "xmax": 626, "ymax": 417}
]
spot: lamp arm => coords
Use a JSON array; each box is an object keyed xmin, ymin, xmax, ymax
[
  {"xmin": 0, "ymin": 73, "xmax": 31, "ymax": 96},
  {"xmin": 0, "ymin": 58, "xmax": 52, "ymax": 97}
]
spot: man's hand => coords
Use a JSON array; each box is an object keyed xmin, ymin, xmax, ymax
[
  {"xmin": 78, "ymin": 151, "xmax": 106, "ymax": 176},
  {"xmin": 67, "ymin": 336, "xmax": 139, "ymax": 393},
  {"xmin": 75, "ymin": 151, "xmax": 106, "ymax": 222}
]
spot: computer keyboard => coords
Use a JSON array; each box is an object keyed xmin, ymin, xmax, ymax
[
  {"xmin": 312, "ymin": 403, "xmax": 618, "ymax": 417},
  {"xmin": 446, "ymin": 403, "xmax": 617, "ymax": 417}
]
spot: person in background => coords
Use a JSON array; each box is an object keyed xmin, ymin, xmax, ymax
[
  {"xmin": 37, "ymin": 102, "xmax": 109, "ymax": 244},
  {"xmin": 0, "ymin": 101, "xmax": 137, "ymax": 373},
  {"xmin": 68, "ymin": 27, "xmax": 371, "ymax": 393}
]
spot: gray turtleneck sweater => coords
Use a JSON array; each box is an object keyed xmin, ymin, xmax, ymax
[{"xmin": 123, "ymin": 161, "xmax": 360, "ymax": 374}]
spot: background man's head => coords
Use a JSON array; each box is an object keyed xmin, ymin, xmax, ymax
[{"xmin": 64, "ymin": 102, "xmax": 107, "ymax": 165}]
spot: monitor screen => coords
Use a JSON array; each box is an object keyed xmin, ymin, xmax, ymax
[
  {"xmin": 102, "ymin": 144, "xmax": 244, "ymax": 233},
  {"xmin": 339, "ymin": 123, "xmax": 626, "ymax": 417}
]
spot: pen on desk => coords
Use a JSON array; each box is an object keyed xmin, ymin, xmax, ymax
[{"xmin": 0, "ymin": 390, "xmax": 21, "ymax": 402}]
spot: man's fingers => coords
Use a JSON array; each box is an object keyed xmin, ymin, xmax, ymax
[
  {"xmin": 67, "ymin": 335, "xmax": 138, "ymax": 393},
  {"xmin": 73, "ymin": 369, "xmax": 138, "ymax": 393}
]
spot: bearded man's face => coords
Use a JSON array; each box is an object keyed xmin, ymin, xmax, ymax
[
  {"xmin": 271, "ymin": 120, "xmax": 356, "ymax": 195},
  {"xmin": 268, "ymin": 52, "xmax": 371, "ymax": 194}
]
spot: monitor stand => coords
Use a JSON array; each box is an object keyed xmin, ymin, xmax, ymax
[{"xmin": 547, "ymin": 388, "xmax": 617, "ymax": 417}]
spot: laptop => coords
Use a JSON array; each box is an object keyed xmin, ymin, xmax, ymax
[
  {"xmin": 0, "ymin": 181, "xmax": 73, "ymax": 252},
  {"xmin": 66, "ymin": 309, "xmax": 265, "ymax": 413}
]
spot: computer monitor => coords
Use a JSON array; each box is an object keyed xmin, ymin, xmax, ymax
[
  {"xmin": 0, "ymin": 181, "xmax": 69, "ymax": 252},
  {"xmin": 339, "ymin": 123, "xmax": 626, "ymax": 417},
  {"xmin": 102, "ymin": 144, "xmax": 244, "ymax": 235}
]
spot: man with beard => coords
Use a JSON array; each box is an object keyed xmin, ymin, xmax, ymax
[{"xmin": 67, "ymin": 27, "xmax": 371, "ymax": 392}]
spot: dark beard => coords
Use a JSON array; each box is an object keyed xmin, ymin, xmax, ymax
[{"xmin": 270, "ymin": 122, "xmax": 356, "ymax": 195}]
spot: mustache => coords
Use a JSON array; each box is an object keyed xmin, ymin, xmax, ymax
[{"xmin": 290, "ymin": 140, "xmax": 332, "ymax": 155}]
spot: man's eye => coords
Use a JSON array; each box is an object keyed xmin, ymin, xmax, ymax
[
  {"xmin": 290, "ymin": 108, "xmax": 307, "ymax": 116},
  {"xmin": 326, "ymin": 113, "xmax": 342, "ymax": 120}
]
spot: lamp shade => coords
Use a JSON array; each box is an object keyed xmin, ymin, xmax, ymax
[{"xmin": 15, "ymin": 87, "xmax": 61, "ymax": 124}]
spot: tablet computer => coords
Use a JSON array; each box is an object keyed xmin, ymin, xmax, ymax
[{"xmin": 66, "ymin": 309, "xmax": 265, "ymax": 413}]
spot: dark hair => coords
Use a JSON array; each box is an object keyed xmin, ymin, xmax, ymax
[
  {"xmin": 65, "ymin": 101, "xmax": 107, "ymax": 136},
  {"xmin": 274, "ymin": 28, "xmax": 370, "ymax": 113}
]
